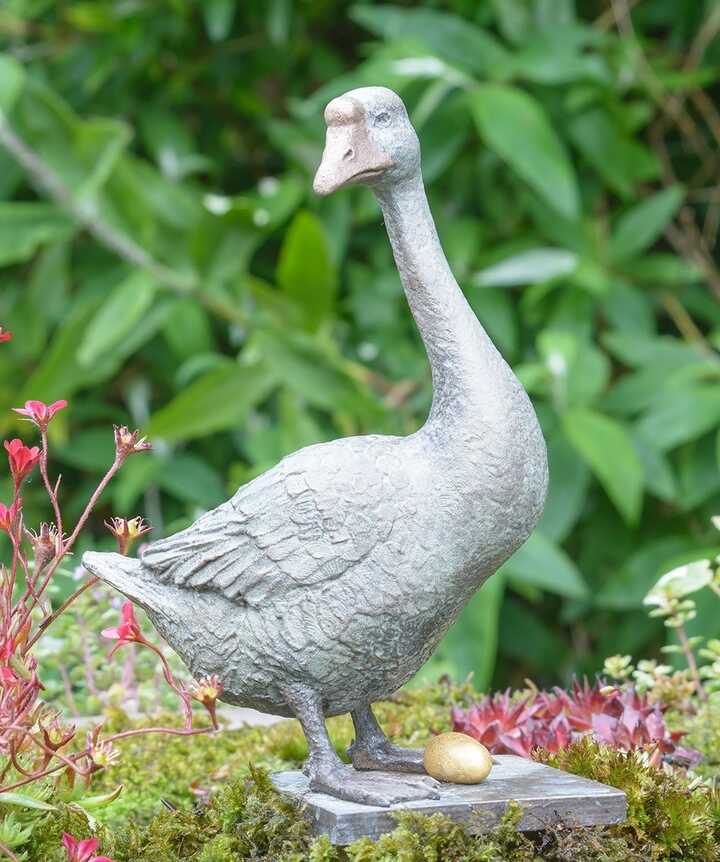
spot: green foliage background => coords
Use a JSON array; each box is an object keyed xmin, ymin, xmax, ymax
[{"xmin": 1, "ymin": 0, "xmax": 720, "ymax": 691}]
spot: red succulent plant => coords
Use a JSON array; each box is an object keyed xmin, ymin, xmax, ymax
[{"xmin": 451, "ymin": 679, "xmax": 700, "ymax": 766}]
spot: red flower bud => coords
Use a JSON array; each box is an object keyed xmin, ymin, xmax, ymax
[
  {"xmin": 0, "ymin": 498, "xmax": 22, "ymax": 536},
  {"xmin": 4, "ymin": 438, "xmax": 41, "ymax": 488},
  {"xmin": 0, "ymin": 326, "xmax": 12, "ymax": 344}
]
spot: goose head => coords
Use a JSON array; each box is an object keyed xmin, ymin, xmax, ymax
[{"xmin": 313, "ymin": 86, "xmax": 420, "ymax": 196}]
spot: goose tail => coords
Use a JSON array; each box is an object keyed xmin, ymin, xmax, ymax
[{"xmin": 82, "ymin": 551, "xmax": 153, "ymax": 606}]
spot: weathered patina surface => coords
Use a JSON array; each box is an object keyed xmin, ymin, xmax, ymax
[{"xmin": 83, "ymin": 87, "xmax": 549, "ymax": 806}]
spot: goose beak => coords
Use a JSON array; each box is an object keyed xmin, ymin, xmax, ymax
[{"xmin": 313, "ymin": 97, "xmax": 394, "ymax": 196}]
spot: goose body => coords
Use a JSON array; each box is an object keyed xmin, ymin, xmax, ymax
[{"xmin": 83, "ymin": 86, "xmax": 547, "ymax": 804}]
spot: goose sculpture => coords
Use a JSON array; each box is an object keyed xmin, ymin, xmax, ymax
[{"xmin": 83, "ymin": 86, "xmax": 548, "ymax": 807}]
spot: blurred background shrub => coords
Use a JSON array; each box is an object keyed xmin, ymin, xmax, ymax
[{"xmin": 0, "ymin": 0, "xmax": 719, "ymax": 693}]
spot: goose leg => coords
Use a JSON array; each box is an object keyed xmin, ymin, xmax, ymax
[
  {"xmin": 283, "ymin": 686, "xmax": 440, "ymax": 807},
  {"xmin": 349, "ymin": 704, "xmax": 427, "ymax": 774}
]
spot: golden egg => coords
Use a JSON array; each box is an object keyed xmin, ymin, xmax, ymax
[{"xmin": 423, "ymin": 732, "xmax": 493, "ymax": 784}]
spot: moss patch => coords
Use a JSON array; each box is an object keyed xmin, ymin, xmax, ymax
[
  {"xmin": 27, "ymin": 685, "xmax": 720, "ymax": 860},
  {"xmin": 92, "ymin": 685, "xmax": 455, "ymax": 828}
]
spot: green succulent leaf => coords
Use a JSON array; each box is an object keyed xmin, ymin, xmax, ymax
[{"xmin": 0, "ymin": 793, "xmax": 57, "ymax": 812}]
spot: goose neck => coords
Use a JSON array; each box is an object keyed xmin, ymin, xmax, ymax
[{"xmin": 374, "ymin": 173, "xmax": 496, "ymax": 427}]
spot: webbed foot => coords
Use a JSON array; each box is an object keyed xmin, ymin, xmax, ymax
[
  {"xmin": 308, "ymin": 762, "xmax": 440, "ymax": 806},
  {"xmin": 349, "ymin": 738, "xmax": 427, "ymax": 774}
]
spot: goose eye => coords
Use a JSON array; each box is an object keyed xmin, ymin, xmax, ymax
[{"xmin": 374, "ymin": 111, "xmax": 391, "ymax": 128}]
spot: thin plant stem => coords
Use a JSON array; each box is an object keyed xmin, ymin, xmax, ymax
[
  {"xmin": 676, "ymin": 623, "xmax": 708, "ymax": 702},
  {"xmin": 24, "ymin": 576, "xmax": 99, "ymax": 652},
  {"xmin": 16, "ymin": 456, "xmax": 121, "ymax": 638},
  {"xmin": 39, "ymin": 430, "xmax": 62, "ymax": 539},
  {"xmin": 0, "ymin": 842, "xmax": 19, "ymax": 862},
  {"xmin": 64, "ymin": 457, "xmax": 122, "ymax": 553}
]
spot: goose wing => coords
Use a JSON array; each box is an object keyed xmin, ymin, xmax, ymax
[{"xmin": 140, "ymin": 438, "xmax": 402, "ymax": 606}]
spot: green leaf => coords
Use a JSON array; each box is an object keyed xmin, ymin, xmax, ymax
[
  {"xmin": 162, "ymin": 299, "xmax": 214, "ymax": 360},
  {"xmin": 538, "ymin": 433, "xmax": 590, "ymax": 542},
  {"xmin": 16, "ymin": 80, "xmax": 131, "ymax": 200},
  {"xmin": 502, "ymin": 531, "xmax": 588, "ymax": 599},
  {"xmin": 112, "ymin": 455, "xmax": 164, "ymax": 512},
  {"xmin": 0, "ymin": 203, "xmax": 74, "ymax": 265},
  {"xmin": 568, "ymin": 109, "xmax": 658, "ymax": 198},
  {"xmin": 602, "ymin": 280, "xmax": 655, "ymax": 335},
  {"xmin": 597, "ymin": 536, "xmax": 711, "ymax": 610},
  {"xmin": 0, "ymin": 792, "xmax": 56, "ymax": 811},
  {"xmin": 203, "ymin": 0, "xmax": 236, "ymax": 41},
  {"xmin": 633, "ymin": 433, "xmax": 678, "ymax": 502},
  {"xmin": 277, "ymin": 211, "xmax": 337, "ymax": 329},
  {"xmin": 512, "ymin": 42, "xmax": 609, "ymax": 86},
  {"xmin": 74, "ymin": 784, "xmax": 124, "ymax": 808},
  {"xmin": 677, "ymin": 435, "xmax": 720, "ymax": 510},
  {"xmin": 602, "ymin": 332, "xmax": 702, "ymax": 369},
  {"xmin": 20, "ymin": 296, "xmax": 102, "ymax": 403},
  {"xmin": 644, "ymin": 560, "xmax": 713, "ymax": 605},
  {"xmin": 0, "ymin": 55, "xmax": 25, "ymax": 113},
  {"xmin": 140, "ymin": 108, "xmax": 211, "ymax": 181},
  {"xmin": 77, "ymin": 271, "xmax": 157, "ymax": 367},
  {"xmin": 253, "ymin": 328, "xmax": 379, "ymax": 417},
  {"xmin": 465, "ymin": 287, "xmax": 518, "ymax": 360},
  {"xmin": 469, "ymin": 84, "xmax": 579, "ymax": 218},
  {"xmin": 350, "ymin": 4, "xmax": 510, "ymax": 77},
  {"xmin": 635, "ymin": 386, "xmax": 720, "ymax": 451},
  {"xmin": 499, "ymin": 598, "xmax": 567, "ymax": 671},
  {"xmin": 158, "ymin": 453, "xmax": 226, "ymax": 508},
  {"xmin": 610, "ymin": 186, "xmax": 684, "ymax": 260},
  {"xmin": 473, "ymin": 248, "xmax": 577, "ymax": 287},
  {"xmin": 620, "ymin": 253, "xmax": 702, "ymax": 286},
  {"xmin": 147, "ymin": 360, "xmax": 279, "ymax": 442},
  {"xmin": 57, "ymin": 428, "xmax": 115, "ymax": 472},
  {"xmin": 563, "ymin": 408, "xmax": 643, "ymax": 524}
]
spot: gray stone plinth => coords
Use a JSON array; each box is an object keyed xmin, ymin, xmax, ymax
[{"xmin": 272, "ymin": 755, "xmax": 627, "ymax": 845}]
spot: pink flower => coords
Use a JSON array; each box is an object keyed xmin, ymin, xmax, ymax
[
  {"xmin": 101, "ymin": 602, "xmax": 143, "ymax": 656},
  {"xmin": 12, "ymin": 399, "xmax": 68, "ymax": 431},
  {"xmin": 0, "ymin": 666, "xmax": 18, "ymax": 686},
  {"xmin": 61, "ymin": 833, "xmax": 115, "ymax": 862},
  {"xmin": 4, "ymin": 438, "xmax": 41, "ymax": 487},
  {"xmin": 0, "ymin": 499, "xmax": 22, "ymax": 535},
  {"xmin": 0, "ymin": 326, "xmax": 11, "ymax": 344}
]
